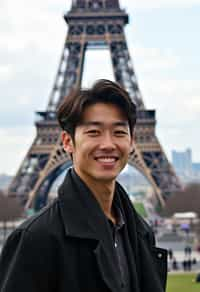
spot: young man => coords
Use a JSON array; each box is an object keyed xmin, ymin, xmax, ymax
[{"xmin": 0, "ymin": 79, "xmax": 167, "ymax": 292}]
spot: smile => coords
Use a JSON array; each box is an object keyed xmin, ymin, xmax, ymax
[{"xmin": 95, "ymin": 157, "xmax": 118, "ymax": 163}]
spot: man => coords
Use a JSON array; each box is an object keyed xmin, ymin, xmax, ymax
[{"xmin": 0, "ymin": 79, "xmax": 167, "ymax": 292}]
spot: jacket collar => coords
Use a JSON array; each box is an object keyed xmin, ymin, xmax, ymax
[
  {"xmin": 58, "ymin": 167, "xmax": 151, "ymax": 242},
  {"xmin": 58, "ymin": 168, "xmax": 124, "ymax": 291},
  {"xmin": 58, "ymin": 168, "xmax": 113, "ymax": 240}
]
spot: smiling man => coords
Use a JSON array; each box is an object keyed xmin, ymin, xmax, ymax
[
  {"xmin": 0, "ymin": 79, "xmax": 167, "ymax": 292},
  {"xmin": 61, "ymin": 101, "xmax": 134, "ymax": 221}
]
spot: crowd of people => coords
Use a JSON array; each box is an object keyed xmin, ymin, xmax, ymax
[
  {"xmin": 168, "ymin": 246, "xmax": 198, "ymax": 271},
  {"xmin": 170, "ymin": 246, "xmax": 198, "ymax": 271},
  {"xmin": 168, "ymin": 246, "xmax": 200, "ymax": 283}
]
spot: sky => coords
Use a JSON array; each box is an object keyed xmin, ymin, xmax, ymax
[{"xmin": 0, "ymin": 0, "xmax": 200, "ymax": 176}]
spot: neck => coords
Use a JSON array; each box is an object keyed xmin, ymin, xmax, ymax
[
  {"xmin": 90, "ymin": 180, "xmax": 116, "ymax": 221},
  {"xmin": 75, "ymin": 170, "xmax": 116, "ymax": 221}
]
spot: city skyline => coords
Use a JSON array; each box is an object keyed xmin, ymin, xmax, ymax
[{"xmin": 0, "ymin": 0, "xmax": 200, "ymax": 175}]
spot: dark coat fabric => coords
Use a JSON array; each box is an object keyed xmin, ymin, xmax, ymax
[{"xmin": 0, "ymin": 168, "xmax": 167, "ymax": 292}]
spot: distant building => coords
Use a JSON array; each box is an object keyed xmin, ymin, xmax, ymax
[
  {"xmin": 192, "ymin": 163, "xmax": 200, "ymax": 174},
  {"xmin": 172, "ymin": 148, "xmax": 200, "ymax": 183},
  {"xmin": 172, "ymin": 148, "xmax": 192, "ymax": 176}
]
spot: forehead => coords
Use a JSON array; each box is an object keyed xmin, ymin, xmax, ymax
[{"xmin": 80, "ymin": 102, "xmax": 128, "ymax": 124}]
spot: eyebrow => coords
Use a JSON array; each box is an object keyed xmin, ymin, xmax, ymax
[{"xmin": 81, "ymin": 121, "xmax": 129, "ymax": 127}]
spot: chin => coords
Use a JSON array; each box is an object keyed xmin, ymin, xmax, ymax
[{"xmin": 95, "ymin": 173, "xmax": 118, "ymax": 182}]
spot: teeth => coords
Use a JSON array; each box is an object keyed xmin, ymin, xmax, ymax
[{"xmin": 97, "ymin": 158, "xmax": 116, "ymax": 163}]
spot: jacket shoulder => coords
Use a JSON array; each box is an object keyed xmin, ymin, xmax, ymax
[
  {"xmin": 2, "ymin": 198, "xmax": 65, "ymax": 254},
  {"xmin": 0, "ymin": 199, "xmax": 63, "ymax": 275},
  {"xmin": 17, "ymin": 198, "xmax": 62, "ymax": 234},
  {"xmin": 0, "ymin": 201, "xmax": 61, "ymax": 292}
]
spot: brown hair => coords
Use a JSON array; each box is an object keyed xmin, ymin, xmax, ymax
[{"xmin": 57, "ymin": 79, "xmax": 136, "ymax": 139}]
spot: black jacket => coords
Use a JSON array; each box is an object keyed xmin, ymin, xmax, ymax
[{"xmin": 0, "ymin": 169, "xmax": 167, "ymax": 292}]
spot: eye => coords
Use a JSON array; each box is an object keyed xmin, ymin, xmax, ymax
[
  {"xmin": 114, "ymin": 130, "xmax": 128, "ymax": 136},
  {"xmin": 86, "ymin": 129, "xmax": 100, "ymax": 136}
]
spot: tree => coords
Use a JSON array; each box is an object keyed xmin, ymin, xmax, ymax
[
  {"xmin": 0, "ymin": 190, "xmax": 23, "ymax": 243},
  {"xmin": 163, "ymin": 184, "xmax": 200, "ymax": 238},
  {"xmin": 163, "ymin": 183, "xmax": 200, "ymax": 217}
]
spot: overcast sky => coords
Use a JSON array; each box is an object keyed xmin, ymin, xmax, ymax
[{"xmin": 0, "ymin": 0, "xmax": 200, "ymax": 176}]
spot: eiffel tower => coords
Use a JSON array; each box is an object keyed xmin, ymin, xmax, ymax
[{"xmin": 8, "ymin": 0, "xmax": 181, "ymax": 211}]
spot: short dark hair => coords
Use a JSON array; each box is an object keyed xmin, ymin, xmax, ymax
[{"xmin": 57, "ymin": 79, "xmax": 136, "ymax": 138}]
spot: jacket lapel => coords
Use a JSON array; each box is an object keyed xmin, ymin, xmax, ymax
[
  {"xmin": 58, "ymin": 168, "xmax": 122, "ymax": 292},
  {"xmin": 114, "ymin": 187, "xmax": 141, "ymax": 292}
]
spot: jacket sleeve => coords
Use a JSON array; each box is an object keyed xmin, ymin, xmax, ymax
[{"xmin": 0, "ymin": 228, "xmax": 55, "ymax": 292}]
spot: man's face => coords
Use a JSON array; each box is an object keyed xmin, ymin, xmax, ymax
[{"xmin": 62, "ymin": 102, "xmax": 134, "ymax": 185}]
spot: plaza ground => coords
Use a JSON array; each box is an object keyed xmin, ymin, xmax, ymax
[{"xmin": 167, "ymin": 273, "xmax": 200, "ymax": 292}]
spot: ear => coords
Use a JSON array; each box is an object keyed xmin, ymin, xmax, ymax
[{"xmin": 62, "ymin": 131, "xmax": 74, "ymax": 154}]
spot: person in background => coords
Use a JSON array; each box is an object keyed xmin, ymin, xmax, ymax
[{"xmin": 195, "ymin": 273, "xmax": 200, "ymax": 283}]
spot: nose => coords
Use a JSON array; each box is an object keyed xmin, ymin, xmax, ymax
[{"xmin": 99, "ymin": 132, "xmax": 116, "ymax": 150}]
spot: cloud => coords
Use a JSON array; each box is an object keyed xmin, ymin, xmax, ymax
[
  {"xmin": 0, "ymin": 1, "xmax": 68, "ymax": 55},
  {"xmin": 130, "ymin": 45, "xmax": 181, "ymax": 72},
  {"xmin": 82, "ymin": 49, "xmax": 115, "ymax": 87},
  {"xmin": 0, "ymin": 127, "xmax": 35, "ymax": 175},
  {"xmin": 122, "ymin": 0, "xmax": 200, "ymax": 9},
  {"xmin": 126, "ymin": 44, "xmax": 200, "ymax": 123},
  {"xmin": 137, "ymin": 77, "xmax": 200, "ymax": 129},
  {"xmin": 125, "ymin": 42, "xmax": 200, "ymax": 162},
  {"xmin": 0, "ymin": 64, "xmax": 13, "ymax": 81},
  {"xmin": 0, "ymin": 0, "xmax": 70, "ymax": 122}
]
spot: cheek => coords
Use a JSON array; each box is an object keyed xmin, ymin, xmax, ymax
[
  {"xmin": 120, "ymin": 140, "xmax": 132, "ymax": 151},
  {"xmin": 73, "ymin": 140, "xmax": 93, "ymax": 156},
  {"xmin": 76, "ymin": 136, "xmax": 98, "ymax": 149}
]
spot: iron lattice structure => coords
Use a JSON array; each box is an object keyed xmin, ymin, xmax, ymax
[{"xmin": 8, "ymin": 0, "xmax": 181, "ymax": 210}]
